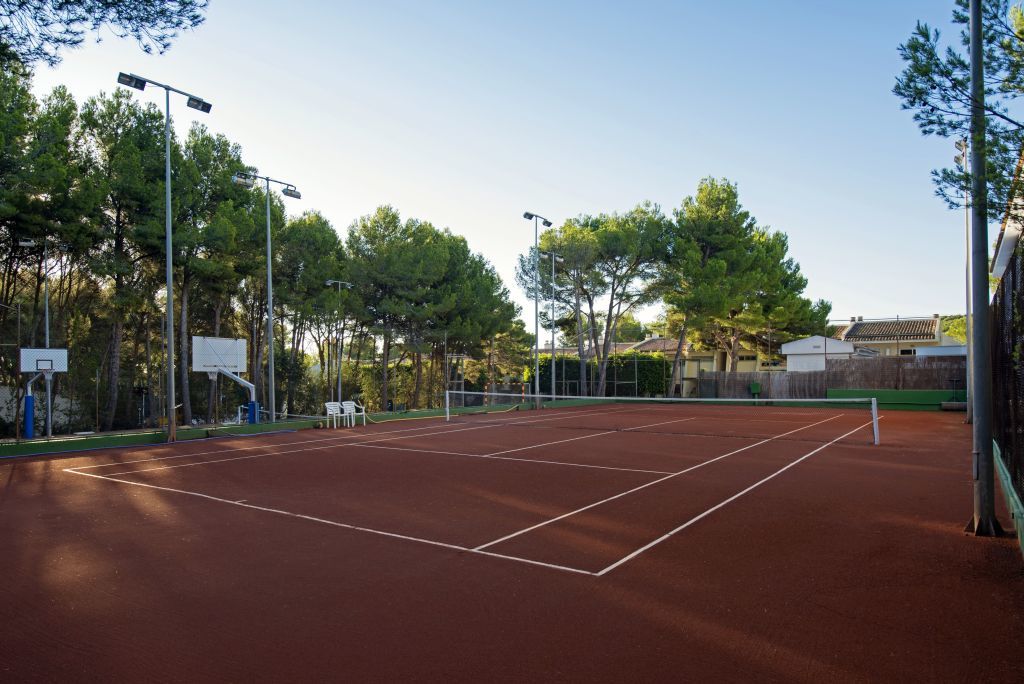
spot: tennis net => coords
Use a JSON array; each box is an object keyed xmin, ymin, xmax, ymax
[{"xmin": 444, "ymin": 390, "xmax": 880, "ymax": 445}]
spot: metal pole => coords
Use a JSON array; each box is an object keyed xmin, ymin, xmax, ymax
[
  {"xmin": 533, "ymin": 216, "xmax": 540, "ymax": 401},
  {"xmin": 551, "ymin": 252, "xmax": 556, "ymax": 401},
  {"xmin": 164, "ymin": 87, "xmax": 177, "ymax": 442},
  {"xmin": 266, "ymin": 179, "xmax": 276, "ymax": 423},
  {"xmin": 45, "ymin": 372, "xmax": 52, "ymax": 437},
  {"xmin": 968, "ymin": 0, "xmax": 1001, "ymax": 536},
  {"xmin": 962, "ymin": 138, "xmax": 974, "ymax": 423},
  {"xmin": 44, "ymin": 240, "xmax": 49, "ymax": 349},
  {"xmin": 335, "ymin": 282, "xmax": 343, "ymax": 401}
]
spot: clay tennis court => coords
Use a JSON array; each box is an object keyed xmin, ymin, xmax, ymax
[{"xmin": 1, "ymin": 403, "xmax": 1021, "ymax": 681}]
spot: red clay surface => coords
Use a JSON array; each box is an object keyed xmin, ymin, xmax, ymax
[{"xmin": 1, "ymin": 405, "xmax": 1022, "ymax": 682}]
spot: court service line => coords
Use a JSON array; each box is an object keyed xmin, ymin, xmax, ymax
[
  {"xmin": 346, "ymin": 442, "xmax": 675, "ymax": 475},
  {"xmin": 472, "ymin": 414, "xmax": 842, "ymax": 552},
  {"xmin": 62, "ymin": 468, "xmax": 596, "ymax": 576},
  {"xmin": 81, "ymin": 406, "xmax": 659, "ymax": 478},
  {"xmin": 595, "ymin": 418, "xmax": 877, "ymax": 576},
  {"xmin": 483, "ymin": 416, "xmax": 697, "ymax": 458},
  {"xmin": 71, "ymin": 404, "xmax": 635, "ymax": 473}
]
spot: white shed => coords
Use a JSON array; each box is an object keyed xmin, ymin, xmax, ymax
[{"xmin": 780, "ymin": 336, "xmax": 854, "ymax": 372}]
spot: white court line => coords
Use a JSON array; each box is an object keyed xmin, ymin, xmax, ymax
[
  {"xmin": 483, "ymin": 416, "xmax": 696, "ymax": 458},
  {"xmin": 595, "ymin": 418, "xmax": 877, "ymax": 576},
  {"xmin": 472, "ymin": 414, "xmax": 842, "ymax": 551},
  {"xmin": 82, "ymin": 406, "xmax": 657, "ymax": 478},
  {"xmin": 71, "ymin": 404, "xmax": 635, "ymax": 472},
  {"xmin": 63, "ymin": 468, "xmax": 596, "ymax": 576},
  {"xmin": 347, "ymin": 443, "xmax": 674, "ymax": 475}
]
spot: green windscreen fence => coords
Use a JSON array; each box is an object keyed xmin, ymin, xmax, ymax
[{"xmin": 992, "ymin": 233, "xmax": 1024, "ymax": 506}]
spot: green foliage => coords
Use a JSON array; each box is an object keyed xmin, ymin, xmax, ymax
[
  {"xmin": 942, "ymin": 314, "xmax": 968, "ymax": 343},
  {"xmin": 894, "ymin": 0, "xmax": 1024, "ymax": 223},
  {"xmin": 0, "ymin": 0, "xmax": 208, "ymax": 66},
  {"xmin": 662, "ymin": 178, "xmax": 828, "ymax": 370}
]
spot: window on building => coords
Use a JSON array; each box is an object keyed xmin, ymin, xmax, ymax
[
  {"xmin": 738, "ymin": 355, "xmax": 756, "ymax": 361},
  {"xmin": 899, "ymin": 348, "xmax": 916, "ymax": 356}
]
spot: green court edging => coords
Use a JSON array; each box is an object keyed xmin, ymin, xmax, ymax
[
  {"xmin": 826, "ymin": 389, "xmax": 966, "ymax": 411},
  {"xmin": 993, "ymin": 441, "xmax": 1024, "ymax": 562},
  {"xmin": 0, "ymin": 419, "xmax": 318, "ymax": 459}
]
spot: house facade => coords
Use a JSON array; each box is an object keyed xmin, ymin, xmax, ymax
[{"xmin": 832, "ymin": 315, "xmax": 960, "ymax": 356}]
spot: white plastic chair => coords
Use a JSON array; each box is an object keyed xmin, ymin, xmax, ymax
[
  {"xmin": 325, "ymin": 401, "xmax": 342, "ymax": 428},
  {"xmin": 341, "ymin": 400, "xmax": 366, "ymax": 427}
]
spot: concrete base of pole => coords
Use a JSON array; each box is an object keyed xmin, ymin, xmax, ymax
[{"xmin": 964, "ymin": 516, "xmax": 1005, "ymax": 536}]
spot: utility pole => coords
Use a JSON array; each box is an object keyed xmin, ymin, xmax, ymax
[{"xmin": 967, "ymin": 0, "xmax": 1002, "ymax": 536}]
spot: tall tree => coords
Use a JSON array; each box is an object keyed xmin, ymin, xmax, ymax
[
  {"xmin": 173, "ymin": 123, "xmax": 248, "ymax": 424},
  {"xmin": 80, "ymin": 89, "xmax": 166, "ymax": 429},
  {"xmin": 664, "ymin": 178, "xmax": 827, "ymax": 381}
]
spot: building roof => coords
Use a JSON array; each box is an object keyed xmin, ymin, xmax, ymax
[
  {"xmin": 780, "ymin": 335, "xmax": 853, "ymax": 355},
  {"xmin": 627, "ymin": 336, "xmax": 683, "ymax": 353},
  {"xmin": 839, "ymin": 318, "xmax": 938, "ymax": 342}
]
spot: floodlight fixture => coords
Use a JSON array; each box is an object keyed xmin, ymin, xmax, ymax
[
  {"xmin": 231, "ymin": 173, "xmax": 255, "ymax": 188},
  {"xmin": 325, "ymin": 280, "xmax": 353, "ymax": 288},
  {"xmin": 117, "ymin": 72, "xmax": 147, "ymax": 90},
  {"xmin": 186, "ymin": 97, "xmax": 212, "ymax": 113},
  {"xmin": 282, "ymin": 186, "xmax": 301, "ymax": 199},
  {"xmin": 523, "ymin": 212, "xmax": 535, "ymax": 220},
  {"xmin": 542, "ymin": 219, "xmax": 553, "ymax": 227}
]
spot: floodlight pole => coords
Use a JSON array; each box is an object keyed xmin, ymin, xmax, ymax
[
  {"xmin": 117, "ymin": 73, "xmax": 212, "ymax": 442},
  {"xmin": 957, "ymin": 138, "xmax": 973, "ymax": 423},
  {"xmin": 533, "ymin": 216, "xmax": 539, "ymax": 398},
  {"xmin": 232, "ymin": 171, "xmax": 301, "ymax": 422},
  {"xmin": 967, "ymin": 0, "xmax": 1001, "ymax": 536},
  {"xmin": 523, "ymin": 212, "xmax": 552, "ymax": 403}
]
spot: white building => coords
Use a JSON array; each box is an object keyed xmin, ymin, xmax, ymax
[{"xmin": 780, "ymin": 335, "xmax": 860, "ymax": 372}]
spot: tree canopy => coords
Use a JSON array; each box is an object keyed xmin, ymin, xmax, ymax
[
  {"xmin": 894, "ymin": 0, "xmax": 1024, "ymax": 222},
  {"xmin": 0, "ymin": 0, "xmax": 207, "ymax": 66}
]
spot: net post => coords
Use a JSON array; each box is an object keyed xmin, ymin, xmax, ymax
[
  {"xmin": 444, "ymin": 390, "xmax": 450, "ymax": 422},
  {"xmin": 871, "ymin": 398, "xmax": 879, "ymax": 445}
]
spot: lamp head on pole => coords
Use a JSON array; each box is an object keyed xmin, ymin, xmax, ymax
[
  {"xmin": 186, "ymin": 96, "xmax": 212, "ymax": 114},
  {"xmin": 231, "ymin": 173, "xmax": 255, "ymax": 188},
  {"xmin": 282, "ymin": 185, "xmax": 301, "ymax": 199},
  {"xmin": 117, "ymin": 72, "xmax": 147, "ymax": 91}
]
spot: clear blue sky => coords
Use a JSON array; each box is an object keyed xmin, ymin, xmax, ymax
[{"xmin": 29, "ymin": 0, "xmax": 970, "ymax": 329}]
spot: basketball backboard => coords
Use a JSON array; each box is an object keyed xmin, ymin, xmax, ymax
[
  {"xmin": 20, "ymin": 348, "xmax": 68, "ymax": 373},
  {"xmin": 192, "ymin": 336, "xmax": 247, "ymax": 374}
]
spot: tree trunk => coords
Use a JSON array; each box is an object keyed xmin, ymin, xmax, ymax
[
  {"xmin": 574, "ymin": 283, "xmax": 586, "ymax": 396},
  {"xmin": 596, "ymin": 279, "xmax": 618, "ymax": 396},
  {"xmin": 103, "ymin": 319, "xmax": 122, "ymax": 431},
  {"xmin": 728, "ymin": 327, "xmax": 739, "ymax": 372},
  {"xmin": 380, "ymin": 330, "xmax": 391, "ymax": 410},
  {"xmin": 206, "ymin": 301, "xmax": 223, "ymax": 423},
  {"xmin": 179, "ymin": 280, "xmax": 192, "ymax": 426},
  {"xmin": 412, "ymin": 349, "xmax": 423, "ymax": 409},
  {"xmin": 145, "ymin": 313, "xmax": 154, "ymax": 427},
  {"xmin": 670, "ymin": 319, "xmax": 688, "ymax": 397}
]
